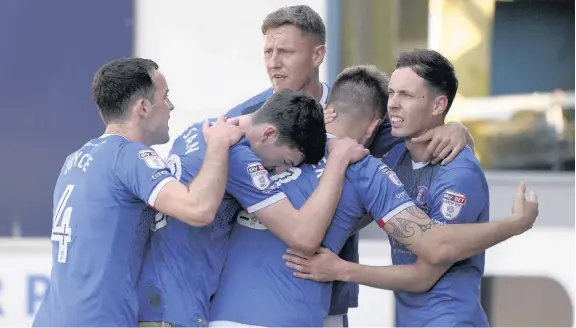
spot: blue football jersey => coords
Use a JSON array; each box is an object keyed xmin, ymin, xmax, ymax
[
  {"xmin": 225, "ymin": 88, "xmax": 273, "ymax": 117},
  {"xmin": 210, "ymin": 144, "xmax": 414, "ymax": 326},
  {"xmin": 383, "ymin": 144, "xmax": 490, "ymax": 327},
  {"xmin": 33, "ymin": 134, "xmax": 175, "ymax": 327},
  {"xmin": 137, "ymin": 121, "xmax": 288, "ymax": 326},
  {"xmin": 224, "ymin": 83, "xmax": 329, "ymax": 118},
  {"xmin": 224, "ymin": 84, "xmax": 401, "ymax": 316},
  {"xmin": 328, "ymin": 115, "xmax": 405, "ymax": 315}
]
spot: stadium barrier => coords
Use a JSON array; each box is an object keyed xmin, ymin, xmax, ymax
[{"xmin": 0, "ymin": 227, "xmax": 572, "ymax": 326}]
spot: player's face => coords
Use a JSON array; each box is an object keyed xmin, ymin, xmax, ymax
[
  {"xmin": 247, "ymin": 124, "xmax": 304, "ymax": 173},
  {"xmin": 258, "ymin": 142, "xmax": 304, "ymax": 174},
  {"xmin": 263, "ymin": 25, "xmax": 322, "ymax": 92},
  {"xmin": 387, "ymin": 67, "xmax": 435, "ymax": 139},
  {"xmin": 144, "ymin": 70, "xmax": 174, "ymax": 145}
]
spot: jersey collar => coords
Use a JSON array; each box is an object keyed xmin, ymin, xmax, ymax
[
  {"xmin": 100, "ymin": 133, "xmax": 129, "ymax": 141},
  {"xmin": 411, "ymin": 160, "xmax": 430, "ymax": 170}
]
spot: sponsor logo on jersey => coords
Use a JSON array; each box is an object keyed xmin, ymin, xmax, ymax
[
  {"xmin": 270, "ymin": 167, "xmax": 302, "ymax": 186},
  {"xmin": 236, "ymin": 210, "xmax": 267, "ymax": 230},
  {"xmin": 151, "ymin": 211, "xmax": 167, "ymax": 231},
  {"xmin": 441, "ymin": 189, "xmax": 467, "ymax": 220},
  {"xmin": 139, "ymin": 150, "xmax": 167, "ymax": 169},
  {"xmin": 247, "ymin": 162, "xmax": 271, "ymax": 191},
  {"xmin": 166, "ymin": 154, "xmax": 182, "ymax": 180},
  {"xmin": 377, "ymin": 164, "xmax": 403, "ymax": 187}
]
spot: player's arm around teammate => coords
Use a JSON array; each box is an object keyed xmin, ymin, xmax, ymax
[
  {"xmin": 286, "ymin": 180, "xmax": 537, "ymax": 291},
  {"xmin": 153, "ymin": 117, "xmax": 245, "ymax": 226},
  {"xmin": 250, "ymin": 136, "xmax": 369, "ymax": 256},
  {"xmin": 325, "ymin": 106, "xmax": 474, "ymax": 164},
  {"xmin": 215, "ymin": 91, "xmax": 371, "ymax": 257},
  {"xmin": 316, "ymin": 70, "xmax": 532, "ymax": 266},
  {"xmin": 285, "ymin": 51, "xmax": 541, "ymax": 283}
]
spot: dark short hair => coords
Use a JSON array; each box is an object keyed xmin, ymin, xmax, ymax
[
  {"xmin": 262, "ymin": 5, "xmax": 326, "ymax": 44},
  {"xmin": 92, "ymin": 57, "xmax": 159, "ymax": 123},
  {"xmin": 253, "ymin": 89, "xmax": 326, "ymax": 164},
  {"xmin": 396, "ymin": 49, "xmax": 458, "ymax": 112},
  {"xmin": 326, "ymin": 64, "xmax": 389, "ymax": 120}
]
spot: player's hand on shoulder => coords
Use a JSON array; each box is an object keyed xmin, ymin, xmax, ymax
[
  {"xmin": 202, "ymin": 116, "xmax": 244, "ymax": 147},
  {"xmin": 328, "ymin": 137, "xmax": 369, "ymax": 164},
  {"xmin": 510, "ymin": 181, "xmax": 539, "ymax": 235}
]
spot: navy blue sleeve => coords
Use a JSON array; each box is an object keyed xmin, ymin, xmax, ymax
[{"xmin": 115, "ymin": 143, "xmax": 175, "ymax": 207}]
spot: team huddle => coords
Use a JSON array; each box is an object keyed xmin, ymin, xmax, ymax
[{"xmin": 33, "ymin": 5, "xmax": 539, "ymax": 328}]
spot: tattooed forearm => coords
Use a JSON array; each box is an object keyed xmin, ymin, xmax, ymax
[
  {"xmin": 406, "ymin": 206, "xmax": 430, "ymax": 219},
  {"xmin": 383, "ymin": 207, "xmax": 436, "ymax": 246}
]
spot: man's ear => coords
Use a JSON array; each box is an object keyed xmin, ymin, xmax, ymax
[
  {"xmin": 261, "ymin": 124, "xmax": 279, "ymax": 143},
  {"xmin": 432, "ymin": 95, "xmax": 448, "ymax": 117}
]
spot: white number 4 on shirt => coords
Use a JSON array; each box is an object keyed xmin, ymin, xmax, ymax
[{"xmin": 51, "ymin": 184, "xmax": 74, "ymax": 263}]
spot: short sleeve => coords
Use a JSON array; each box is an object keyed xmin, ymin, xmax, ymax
[
  {"xmin": 116, "ymin": 142, "xmax": 175, "ymax": 207},
  {"xmin": 428, "ymin": 167, "xmax": 488, "ymax": 224},
  {"xmin": 226, "ymin": 144, "xmax": 287, "ymax": 213},
  {"xmin": 346, "ymin": 156, "xmax": 415, "ymax": 227}
]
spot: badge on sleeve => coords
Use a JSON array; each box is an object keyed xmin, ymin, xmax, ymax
[
  {"xmin": 441, "ymin": 190, "xmax": 467, "ymax": 220},
  {"xmin": 377, "ymin": 164, "xmax": 404, "ymax": 187},
  {"xmin": 139, "ymin": 150, "xmax": 166, "ymax": 169},
  {"xmin": 247, "ymin": 162, "xmax": 271, "ymax": 191}
]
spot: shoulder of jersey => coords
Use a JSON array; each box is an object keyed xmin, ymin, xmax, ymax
[
  {"xmin": 100, "ymin": 134, "xmax": 143, "ymax": 151},
  {"xmin": 382, "ymin": 142, "xmax": 406, "ymax": 163},
  {"xmin": 170, "ymin": 120, "xmax": 207, "ymax": 153},
  {"xmin": 175, "ymin": 121, "xmax": 205, "ymax": 141},
  {"xmin": 230, "ymin": 137, "xmax": 252, "ymax": 152},
  {"xmin": 226, "ymin": 88, "xmax": 274, "ymax": 117},
  {"xmin": 438, "ymin": 146, "xmax": 482, "ymax": 172}
]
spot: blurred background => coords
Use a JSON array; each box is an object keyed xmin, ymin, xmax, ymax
[{"xmin": 0, "ymin": 0, "xmax": 573, "ymax": 326}]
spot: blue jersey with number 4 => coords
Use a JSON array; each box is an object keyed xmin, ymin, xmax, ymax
[
  {"xmin": 33, "ymin": 134, "xmax": 175, "ymax": 327},
  {"xmin": 137, "ymin": 121, "xmax": 288, "ymax": 326},
  {"xmin": 210, "ymin": 146, "xmax": 414, "ymax": 326}
]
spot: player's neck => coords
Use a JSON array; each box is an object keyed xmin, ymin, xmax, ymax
[
  {"xmin": 301, "ymin": 78, "xmax": 323, "ymax": 103},
  {"xmin": 237, "ymin": 115, "xmax": 253, "ymax": 131},
  {"xmin": 105, "ymin": 123, "xmax": 146, "ymax": 145},
  {"xmin": 326, "ymin": 122, "xmax": 364, "ymax": 145},
  {"xmin": 405, "ymin": 138, "xmax": 428, "ymax": 163},
  {"xmin": 405, "ymin": 121, "xmax": 444, "ymax": 163}
]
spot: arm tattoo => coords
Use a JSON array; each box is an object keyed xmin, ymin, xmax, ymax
[{"xmin": 383, "ymin": 206, "xmax": 436, "ymax": 246}]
